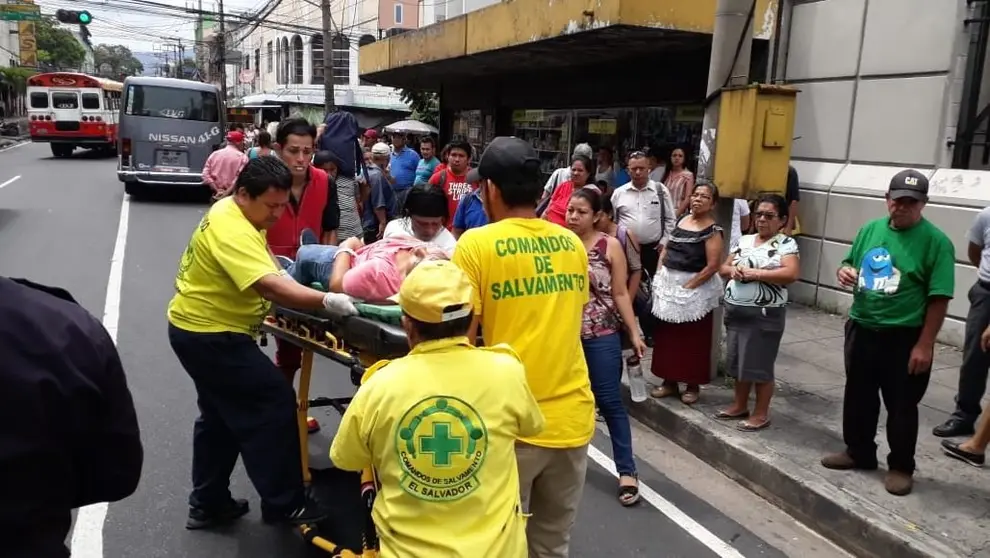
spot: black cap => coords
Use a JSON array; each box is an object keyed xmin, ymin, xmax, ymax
[
  {"xmin": 888, "ymin": 169, "xmax": 929, "ymax": 201},
  {"xmin": 473, "ymin": 137, "xmax": 542, "ymax": 185}
]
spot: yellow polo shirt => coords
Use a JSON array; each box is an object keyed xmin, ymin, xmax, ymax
[
  {"xmin": 452, "ymin": 218, "xmax": 595, "ymax": 449},
  {"xmin": 330, "ymin": 337, "xmax": 544, "ymax": 558},
  {"xmin": 167, "ymin": 197, "xmax": 279, "ymax": 336}
]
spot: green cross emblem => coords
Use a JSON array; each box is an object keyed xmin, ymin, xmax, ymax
[{"xmin": 419, "ymin": 422, "xmax": 463, "ymax": 467}]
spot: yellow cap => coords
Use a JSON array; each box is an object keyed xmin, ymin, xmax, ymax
[{"xmin": 389, "ymin": 260, "xmax": 474, "ymax": 323}]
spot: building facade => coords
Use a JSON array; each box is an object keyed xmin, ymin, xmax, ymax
[{"xmin": 220, "ymin": 0, "xmax": 409, "ymax": 126}]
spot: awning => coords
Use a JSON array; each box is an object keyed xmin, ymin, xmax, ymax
[
  {"xmin": 359, "ymin": 0, "xmax": 777, "ymax": 90},
  {"xmin": 239, "ymin": 88, "xmax": 410, "ymax": 113}
]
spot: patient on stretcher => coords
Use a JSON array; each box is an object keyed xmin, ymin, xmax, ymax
[{"xmin": 278, "ymin": 235, "xmax": 450, "ymax": 303}]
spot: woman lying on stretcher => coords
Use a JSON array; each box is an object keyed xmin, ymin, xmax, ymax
[
  {"xmin": 276, "ymin": 184, "xmax": 454, "ymax": 310},
  {"xmin": 277, "ymin": 235, "xmax": 450, "ymax": 311}
]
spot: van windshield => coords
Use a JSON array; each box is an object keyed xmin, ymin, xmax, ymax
[{"xmin": 125, "ymin": 85, "xmax": 220, "ymax": 122}]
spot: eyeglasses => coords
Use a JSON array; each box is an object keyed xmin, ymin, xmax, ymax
[{"xmin": 754, "ymin": 211, "xmax": 779, "ymax": 219}]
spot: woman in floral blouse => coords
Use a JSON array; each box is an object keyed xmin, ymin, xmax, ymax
[{"xmin": 716, "ymin": 194, "xmax": 800, "ymax": 431}]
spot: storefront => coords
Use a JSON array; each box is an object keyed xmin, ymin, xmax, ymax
[{"xmin": 449, "ymin": 104, "xmax": 706, "ymax": 176}]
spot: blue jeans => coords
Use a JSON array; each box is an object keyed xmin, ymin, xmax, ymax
[
  {"xmin": 283, "ymin": 245, "xmax": 338, "ymax": 291},
  {"xmin": 582, "ymin": 332, "xmax": 637, "ymax": 476}
]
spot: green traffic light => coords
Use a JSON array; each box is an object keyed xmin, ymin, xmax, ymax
[{"xmin": 78, "ymin": 11, "xmax": 91, "ymax": 24}]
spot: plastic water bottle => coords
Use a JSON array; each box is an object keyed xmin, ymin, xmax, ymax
[{"xmin": 627, "ymin": 357, "xmax": 648, "ymax": 403}]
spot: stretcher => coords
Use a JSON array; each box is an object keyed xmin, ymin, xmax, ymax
[{"xmin": 260, "ymin": 303, "xmax": 410, "ymax": 558}]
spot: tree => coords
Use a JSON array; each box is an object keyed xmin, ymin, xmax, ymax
[
  {"xmin": 34, "ymin": 18, "xmax": 86, "ymax": 70},
  {"xmin": 94, "ymin": 44, "xmax": 144, "ymax": 78},
  {"xmin": 399, "ymin": 89, "xmax": 439, "ymax": 128}
]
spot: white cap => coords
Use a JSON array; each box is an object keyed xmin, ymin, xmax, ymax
[{"xmin": 371, "ymin": 142, "xmax": 391, "ymax": 156}]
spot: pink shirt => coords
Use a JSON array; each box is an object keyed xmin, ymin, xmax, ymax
[
  {"xmin": 341, "ymin": 237, "xmax": 449, "ymax": 301},
  {"xmin": 202, "ymin": 145, "xmax": 248, "ymax": 192}
]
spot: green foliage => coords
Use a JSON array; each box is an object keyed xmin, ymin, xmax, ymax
[
  {"xmin": 399, "ymin": 89, "xmax": 439, "ymax": 128},
  {"xmin": 35, "ymin": 17, "xmax": 86, "ymax": 70},
  {"xmin": 94, "ymin": 44, "xmax": 144, "ymax": 77},
  {"xmin": 0, "ymin": 67, "xmax": 36, "ymax": 93}
]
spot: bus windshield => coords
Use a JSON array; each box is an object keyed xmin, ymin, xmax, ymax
[{"xmin": 125, "ymin": 84, "xmax": 220, "ymax": 122}]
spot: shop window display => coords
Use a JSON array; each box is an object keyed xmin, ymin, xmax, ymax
[{"xmin": 511, "ymin": 109, "xmax": 572, "ymax": 175}]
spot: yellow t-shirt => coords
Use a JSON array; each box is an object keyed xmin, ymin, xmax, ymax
[
  {"xmin": 330, "ymin": 337, "xmax": 544, "ymax": 558},
  {"xmin": 452, "ymin": 218, "xmax": 595, "ymax": 449},
  {"xmin": 167, "ymin": 197, "xmax": 279, "ymax": 336}
]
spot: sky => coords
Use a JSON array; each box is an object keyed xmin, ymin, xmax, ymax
[{"xmin": 37, "ymin": 0, "xmax": 264, "ymax": 53}]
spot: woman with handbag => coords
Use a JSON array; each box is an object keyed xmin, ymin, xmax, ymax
[{"xmin": 566, "ymin": 188, "xmax": 647, "ymax": 506}]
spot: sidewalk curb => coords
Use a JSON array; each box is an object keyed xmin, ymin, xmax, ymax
[
  {"xmin": 0, "ymin": 136, "xmax": 30, "ymax": 152},
  {"xmin": 620, "ymin": 385, "xmax": 962, "ymax": 558}
]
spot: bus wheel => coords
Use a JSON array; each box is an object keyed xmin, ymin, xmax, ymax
[{"xmin": 51, "ymin": 144, "xmax": 73, "ymax": 158}]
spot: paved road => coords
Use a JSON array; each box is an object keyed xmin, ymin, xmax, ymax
[{"xmin": 0, "ymin": 142, "xmax": 849, "ymax": 558}]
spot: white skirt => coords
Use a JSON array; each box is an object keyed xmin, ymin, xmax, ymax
[{"xmin": 651, "ymin": 267, "xmax": 723, "ymax": 324}]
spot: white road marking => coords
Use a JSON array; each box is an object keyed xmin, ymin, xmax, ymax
[
  {"xmin": 0, "ymin": 175, "xmax": 20, "ymax": 189},
  {"xmin": 69, "ymin": 194, "xmax": 131, "ymax": 557},
  {"xmin": 587, "ymin": 444, "xmax": 748, "ymax": 558},
  {"xmin": 0, "ymin": 140, "xmax": 29, "ymax": 153}
]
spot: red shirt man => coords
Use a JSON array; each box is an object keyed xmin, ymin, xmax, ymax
[{"xmin": 428, "ymin": 141, "xmax": 474, "ymax": 229}]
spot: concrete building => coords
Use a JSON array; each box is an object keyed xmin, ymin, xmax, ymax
[
  {"xmin": 225, "ymin": 0, "xmax": 409, "ymax": 126},
  {"xmin": 359, "ymin": 0, "xmax": 990, "ymax": 347},
  {"xmin": 0, "ymin": 19, "xmax": 18, "ymax": 69}
]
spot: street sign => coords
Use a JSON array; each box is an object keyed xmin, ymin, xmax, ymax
[{"xmin": 0, "ymin": 4, "xmax": 41, "ymax": 21}]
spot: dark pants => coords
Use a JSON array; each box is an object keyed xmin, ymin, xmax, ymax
[
  {"xmin": 842, "ymin": 320, "xmax": 931, "ymax": 474},
  {"xmin": 951, "ymin": 281, "xmax": 990, "ymax": 426},
  {"xmin": 637, "ymin": 241, "xmax": 660, "ymax": 333},
  {"xmin": 582, "ymin": 333, "xmax": 636, "ymax": 476},
  {"xmin": 168, "ymin": 324, "xmax": 304, "ymax": 515},
  {"xmin": 640, "ymin": 241, "xmax": 660, "ymax": 277}
]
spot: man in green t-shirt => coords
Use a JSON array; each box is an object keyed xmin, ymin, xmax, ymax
[{"xmin": 821, "ymin": 169, "xmax": 955, "ymax": 496}]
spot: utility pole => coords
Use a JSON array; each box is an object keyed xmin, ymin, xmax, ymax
[
  {"xmin": 321, "ymin": 0, "xmax": 335, "ymax": 113},
  {"xmin": 699, "ymin": 0, "xmax": 754, "ymax": 378},
  {"xmin": 177, "ymin": 40, "xmax": 185, "ymax": 79},
  {"xmin": 218, "ymin": 0, "xmax": 228, "ymax": 103}
]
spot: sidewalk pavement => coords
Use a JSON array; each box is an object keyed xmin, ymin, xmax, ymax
[{"xmin": 627, "ymin": 304, "xmax": 989, "ymax": 558}]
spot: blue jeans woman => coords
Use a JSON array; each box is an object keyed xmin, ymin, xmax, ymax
[{"xmin": 565, "ymin": 188, "xmax": 647, "ymax": 506}]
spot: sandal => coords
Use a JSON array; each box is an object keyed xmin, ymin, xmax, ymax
[
  {"xmin": 650, "ymin": 385, "xmax": 678, "ymax": 399},
  {"xmin": 681, "ymin": 391, "xmax": 700, "ymax": 405},
  {"xmin": 736, "ymin": 418, "xmax": 771, "ymax": 432},
  {"xmin": 713, "ymin": 409, "xmax": 750, "ymax": 420},
  {"xmin": 617, "ymin": 475, "xmax": 640, "ymax": 507}
]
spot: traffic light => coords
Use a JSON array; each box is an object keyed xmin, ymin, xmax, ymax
[{"xmin": 55, "ymin": 9, "xmax": 92, "ymax": 25}]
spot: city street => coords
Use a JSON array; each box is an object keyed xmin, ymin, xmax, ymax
[{"xmin": 0, "ymin": 142, "xmax": 849, "ymax": 558}]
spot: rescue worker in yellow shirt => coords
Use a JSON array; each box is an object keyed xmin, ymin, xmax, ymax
[
  {"xmin": 329, "ymin": 260, "xmax": 545, "ymax": 557},
  {"xmin": 167, "ymin": 157, "xmax": 356, "ymax": 530}
]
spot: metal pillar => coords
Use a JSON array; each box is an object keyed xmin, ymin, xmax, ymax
[{"xmin": 700, "ymin": 0, "xmax": 755, "ymax": 379}]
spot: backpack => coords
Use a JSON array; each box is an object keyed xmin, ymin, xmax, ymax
[{"xmin": 317, "ymin": 111, "xmax": 363, "ymax": 179}]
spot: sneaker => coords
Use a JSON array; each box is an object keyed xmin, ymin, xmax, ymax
[
  {"xmin": 275, "ymin": 255, "xmax": 294, "ymax": 270},
  {"xmin": 307, "ymin": 416, "xmax": 321, "ymax": 433},
  {"xmin": 186, "ymin": 498, "xmax": 250, "ymax": 530},
  {"xmin": 300, "ymin": 228, "xmax": 319, "ymax": 246},
  {"xmin": 820, "ymin": 452, "xmax": 878, "ymax": 471},
  {"xmin": 884, "ymin": 470, "xmax": 914, "ymax": 496},
  {"xmin": 263, "ymin": 496, "xmax": 328, "ymax": 526}
]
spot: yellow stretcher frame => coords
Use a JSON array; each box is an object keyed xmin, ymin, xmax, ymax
[{"xmin": 260, "ymin": 313, "xmax": 382, "ymax": 558}]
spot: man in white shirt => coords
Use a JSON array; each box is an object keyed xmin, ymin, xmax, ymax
[
  {"xmin": 382, "ymin": 184, "xmax": 457, "ymax": 253},
  {"xmin": 610, "ymin": 151, "xmax": 676, "ymax": 278},
  {"xmin": 730, "ymin": 198, "xmax": 751, "ymax": 249}
]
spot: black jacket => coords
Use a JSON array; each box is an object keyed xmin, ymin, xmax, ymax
[{"xmin": 0, "ymin": 277, "xmax": 143, "ymax": 558}]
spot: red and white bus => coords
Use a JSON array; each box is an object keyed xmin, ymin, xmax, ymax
[{"xmin": 27, "ymin": 72, "xmax": 123, "ymax": 158}]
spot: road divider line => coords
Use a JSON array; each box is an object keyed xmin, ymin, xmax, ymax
[
  {"xmin": 70, "ymin": 194, "xmax": 131, "ymax": 558},
  {"xmin": 587, "ymin": 444, "xmax": 747, "ymax": 558},
  {"xmin": 0, "ymin": 175, "xmax": 21, "ymax": 189}
]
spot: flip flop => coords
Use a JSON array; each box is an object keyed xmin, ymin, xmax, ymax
[
  {"xmin": 713, "ymin": 409, "xmax": 750, "ymax": 420},
  {"xmin": 736, "ymin": 419, "xmax": 771, "ymax": 432}
]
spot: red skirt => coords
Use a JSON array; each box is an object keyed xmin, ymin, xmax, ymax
[{"xmin": 650, "ymin": 313, "xmax": 714, "ymax": 386}]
